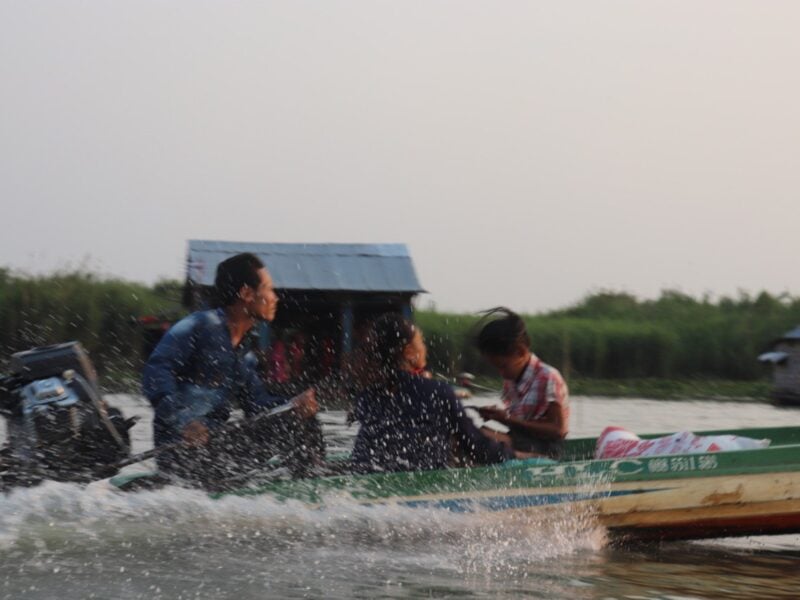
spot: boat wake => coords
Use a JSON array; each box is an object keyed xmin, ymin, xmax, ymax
[{"xmin": 0, "ymin": 480, "xmax": 607, "ymax": 571}]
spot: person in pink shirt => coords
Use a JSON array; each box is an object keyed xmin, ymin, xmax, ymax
[
  {"xmin": 265, "ymin": 337, "xmax": 290, "ymax": 384},
  {"xmin": 288, "ymin": 331, "xmax": 306, "ymax": 380}
]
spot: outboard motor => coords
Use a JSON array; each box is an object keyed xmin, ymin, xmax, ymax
[{"xmin": 0, "ymin": 342, "xmax": 137, "ymax": 488}]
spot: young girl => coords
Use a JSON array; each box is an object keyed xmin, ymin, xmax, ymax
[
  {"xmin": 350, "ymin": 313, "xmax": 513, "ymax": 473},
  {"xmin": 476, "ymin": 308, "xmax": 569, "ymax": 459}
]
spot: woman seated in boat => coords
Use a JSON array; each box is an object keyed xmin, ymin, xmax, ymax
[
  {"xmin": 350, "ymin": 314, "xmax": 515, "ymax": 473},
  {"xmin": 476, "ymin": 307, "xmax": 569, "ymax": 459}
]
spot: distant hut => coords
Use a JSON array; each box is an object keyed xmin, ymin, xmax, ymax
[
  {"xmin": 758, "ymin": 326, "xmax": 800, "ymax": 406},
  {"xmin": 184, "ymin": 240, "xmax": 425, "ymax": 402}
]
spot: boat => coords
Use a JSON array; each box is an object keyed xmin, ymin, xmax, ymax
[
  {"xmin": 7, "ymin": 343, "xmax": 798, "ymax": 543},
  {"xmin": 111, "ymin": 425, "xmax": 800, "ymax": 543},
  {"xmin": 772, "ymin": 389, "xmax": 800, "ymax": 408}
]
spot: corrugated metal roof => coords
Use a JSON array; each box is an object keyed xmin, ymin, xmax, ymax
[
  {"xmin": 780, "ymin": 326, "xmax": 800, "ymax": 341},
  {"xmin": 758, "ymin": 351, "xmax": 789, "ymax": 364},
  {"xmin": 187, "ymin": 240, "xmax": 425, "ymax": 293}
]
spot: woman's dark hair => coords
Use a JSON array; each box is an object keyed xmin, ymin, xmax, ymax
[
  {"xmin": 366, "ymin": 313, "xmax": 416, "ymax": 386},
  {"xmin": 214, "ymin": 252, "xmax": 265, "ymax": 307},
  {"xmin": 475, "ymin": 307, "xmax": 530, "ymax": 356}
]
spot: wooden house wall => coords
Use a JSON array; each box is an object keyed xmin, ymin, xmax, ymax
[{"xmin": 773, "ymin": 342, "xmax": 800, "ymax": 391}]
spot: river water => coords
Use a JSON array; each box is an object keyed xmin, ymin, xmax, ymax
[{"xmin": 1, "ymin": 395, "xmax": 799, "ymax": 599}]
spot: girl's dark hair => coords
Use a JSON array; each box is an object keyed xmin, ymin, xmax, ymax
[
  {"xmin": 366, "ymin": 313, "xmax": 416, "ymax": 386},
  {"xmin": 475, "ymin": 307, "xmax": 530, "ymax": 356},
  {"xmin": 214, "ymin": 252, "xmax": 265, "ymax": 307}
]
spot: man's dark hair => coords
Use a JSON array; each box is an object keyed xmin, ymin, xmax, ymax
[
  {"xmin": 214, "ymin": 252, "xmax": 265, "ymax": 306},
  {"xmin": 475, "ymin": 307, "xmax": 530, "ymax": 356}
]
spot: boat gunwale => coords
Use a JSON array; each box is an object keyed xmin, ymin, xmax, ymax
[{"xmin": 215, "ymin": 425, "xmax": 800, "ymax": 502}]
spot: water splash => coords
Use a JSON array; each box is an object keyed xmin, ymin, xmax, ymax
[
  {"xmin": 0, "ymin": 481, "xmax": 610, "ymax": 598},
  {"xmin": 0, "ymin": 480, "xmax": 606, "ymax": 554}
]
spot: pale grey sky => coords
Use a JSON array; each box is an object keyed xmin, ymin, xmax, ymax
[{"xmin": 2, "ymin": 2, "xmax": 799, "ymax": 313}]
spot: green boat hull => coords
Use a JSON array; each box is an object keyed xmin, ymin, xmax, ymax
[{"xmin": 112, "ymin": 426, "xmax": 800, "ymax": 541}]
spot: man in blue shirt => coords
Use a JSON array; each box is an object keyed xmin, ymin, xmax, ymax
[{"xmin": 142, "ymin": 252, "xmax": 319, "ymax": 486}]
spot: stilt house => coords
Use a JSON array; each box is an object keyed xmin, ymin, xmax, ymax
[{"xmin": 758, "ymin": 326, "xmax": 800, "ymax": 406}]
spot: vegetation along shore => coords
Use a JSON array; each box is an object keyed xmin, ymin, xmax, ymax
[{"xmin": 2, "ymin": 267, "xmax": 798, "ymax": 400}]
